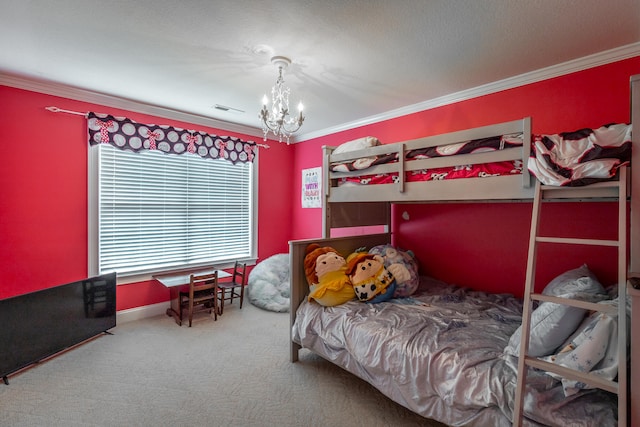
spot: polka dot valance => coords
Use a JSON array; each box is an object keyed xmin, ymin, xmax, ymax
[{"xmin": 87, "ymin": 112, "xmax": 256, "ymax": 164}]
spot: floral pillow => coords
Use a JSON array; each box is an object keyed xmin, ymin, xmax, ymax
[{"xmin": 542, "ymin": 298, "xmax": 622, "ymax": 396}]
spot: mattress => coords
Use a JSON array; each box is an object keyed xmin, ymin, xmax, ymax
[
  {"xmin": 336, "ymin": 160, "xmax": 523, "ymax": 186},
  {"xmin": 291, "ymin": 277, "xmax": 617, "ymax": 427}
]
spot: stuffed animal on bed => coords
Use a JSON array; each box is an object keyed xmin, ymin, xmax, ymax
[
  {"xmin": 304, "ymin": 244, "xmax": 355, "ymax": 306},
  {"xmin": 345, "ymin": 252, "xmax": 397, "ymax": 303},
  {"xmin": 368, "ymin": 245, "xmax": 419, "ymax": 297}
]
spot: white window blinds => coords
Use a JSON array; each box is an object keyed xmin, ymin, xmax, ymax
[{"xmin": 94, "ymin": 144, "xmax": 254, "ymax": 277}]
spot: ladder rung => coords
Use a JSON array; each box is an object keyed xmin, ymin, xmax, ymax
[
  {"xmin": 540, "ymin": 181, "xmax": 622, "ymax": 200},
  {"xmin": 535, "ymin": 236, "xmax": 619, "ymax": 247},
  {"xmin": 513, "ymin": 167, "xmax": 628, "ymax": 427},
  {"xmin": 524, "ymin": 357, "xmax": 618, "ymax": 393},
  {"xmin": 540, "ymin": 180, "xmax": 621, "ymax": 191},
  {"xmin": 530, "ymin": 293, "xmax": 617, "ymax": 315}
]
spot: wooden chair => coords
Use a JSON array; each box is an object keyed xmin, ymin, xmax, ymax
[
  {"xmin": 179, "ymin": 272, "xmax": 218, "ymax": 327},
  {"xmin": 217, "ymin": 261, "xmax": 247, "ymax": 314}
]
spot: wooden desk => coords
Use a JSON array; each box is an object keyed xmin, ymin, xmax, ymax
[{"xmin": 154, "ymin": 269, "xmax": 231, "ymax": 325}]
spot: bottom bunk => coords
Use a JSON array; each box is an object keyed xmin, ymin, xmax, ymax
[{"xmin": 289, "ymin": 235, "xmax": 623, "ymax": 427}]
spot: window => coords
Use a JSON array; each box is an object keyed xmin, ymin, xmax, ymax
[{"xmin": 89, "ymin": 144, "xmax": 256, "ymax": 278}]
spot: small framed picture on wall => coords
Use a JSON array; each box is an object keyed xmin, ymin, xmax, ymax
[{"xmin": 302, "ymin": 167, "xmax": 321, "ymax": 208}]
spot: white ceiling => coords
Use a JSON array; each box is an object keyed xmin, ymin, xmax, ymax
[{"xmin": 1, "ymin": 0, "xmax": 639, "ymax": 142}]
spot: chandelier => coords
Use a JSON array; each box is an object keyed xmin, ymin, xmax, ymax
[{"xmin": 259, "ymin": 56, "xmax": 305, "ymax": 144}]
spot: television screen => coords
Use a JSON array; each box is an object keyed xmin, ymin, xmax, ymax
[{"xmin": 0, "ymin": 272, "xmax": 116, "ymax": 382}]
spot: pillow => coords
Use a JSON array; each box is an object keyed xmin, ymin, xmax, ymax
[
  {"xmin": 345, "ymin": 252, "xmax": 395, "ymax": 304},
  {"xmin": 304, "ymin": 244, "xmax": 355, "ymax": 307},
  {"xmin": 368, "ymin": 244, "xmax": 419, "ymax": 297},
  {"xmin": 332, "ymin": 136, "xmax": 380, "ymax": 154},
  {"xmin": 541, "ymin": 299, "xmax": 619, "ymax": 396},
  {"xmin": 542, "ymin": 264, "xmax": 603, "ymax": 296},
  {"xmin": 504, "ymin": 298, "xmax": 587, "ymax": 357},
  {"xmin": 504, "ymin": 265, "xmax": 607, "ymax": 357}
]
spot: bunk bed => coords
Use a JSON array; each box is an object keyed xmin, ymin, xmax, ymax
[
  {"xmin": 321, "ymin": 118, "xmax": 534, "ymax": 236},
  {"xmin": 289, "ymin": 77, "xmax": 637, "ymax": 427}
]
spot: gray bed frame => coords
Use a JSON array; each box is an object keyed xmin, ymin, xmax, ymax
[
  {"xmin": 288, "ymin": 75, "xmax": 640, "ymax": 424},
  {"xmin": 321, "ymin": 117, "xmax": 533, "ymax": 237}
]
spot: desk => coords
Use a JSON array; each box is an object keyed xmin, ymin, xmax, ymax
[{"xmin": 154, "ymin": 269, "xmax": 231, "ymax": 325}]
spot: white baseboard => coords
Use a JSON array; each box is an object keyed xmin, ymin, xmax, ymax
[{"xmin": 116, "ymin": 302, "xmax": 169, "ymax": 324}]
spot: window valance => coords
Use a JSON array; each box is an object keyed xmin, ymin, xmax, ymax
[{"xmin": 87, "ymin": 112, "xmax": 256, "ymax": 164}]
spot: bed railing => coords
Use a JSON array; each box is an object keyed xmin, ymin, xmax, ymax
[{"xmin": 323, "ymin": 117, "xmax": 533, "ymax": 204}]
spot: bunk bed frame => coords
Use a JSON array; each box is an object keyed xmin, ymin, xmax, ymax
[
  {"xmin": 290, "ymin": 75, "xmax": 638, "ymax": 426},
  {"xmin": 322, "ymin": 117, "xmax": 535, "ymax": 237}
]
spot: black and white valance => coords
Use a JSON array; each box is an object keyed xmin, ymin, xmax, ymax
[{"xmin": 87, "ymin": 112, "xmax": 256, "ymax": 164}]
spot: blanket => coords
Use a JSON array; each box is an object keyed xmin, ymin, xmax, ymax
[{"xmin": 528, "ymin": 123, "xmax": 632, "ymax": 186}]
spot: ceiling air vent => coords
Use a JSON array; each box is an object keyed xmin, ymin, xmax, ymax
[{"xmin": 213, "ymin": 104, "xmax": 244, "ymax": 114}]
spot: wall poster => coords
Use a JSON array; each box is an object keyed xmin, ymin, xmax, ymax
[{"xmin": 302, "ymin": 167, "xmax": 322, "ymax": 208}]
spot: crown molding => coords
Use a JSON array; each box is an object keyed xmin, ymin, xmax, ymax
[
  {"xmin": 295, "ymin": 42, "xmax": 640, "ymax": 142},
  {"xmin": 0, "ymin": 73, "xmax": 265, "ymax": 140},
  {"xmin": 2, "ymin": 42, "xmax": 639, "ymax": 144}
]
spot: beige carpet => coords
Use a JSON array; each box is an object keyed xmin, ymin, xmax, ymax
[{"xmin": 0, "ymin": 301, "xmax": 447, "ymax": 427}]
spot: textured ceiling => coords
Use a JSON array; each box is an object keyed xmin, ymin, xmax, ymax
[{"xmin": 1, "ymin": 0, "xmax": 639, "ymax": 141}]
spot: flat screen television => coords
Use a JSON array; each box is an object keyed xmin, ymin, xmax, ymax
[{"xmin": 0, "ymin": 272, "xmax": 116, "ymax": 384}]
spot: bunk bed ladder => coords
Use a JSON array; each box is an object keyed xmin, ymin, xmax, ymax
[{"xmin": 512, "ymin": 166, "xmax": 628, "ymax": 427}]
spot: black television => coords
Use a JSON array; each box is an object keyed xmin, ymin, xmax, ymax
[{"xmin": 0, "ymin": 272, "xmax": 116, "ymax": 384}]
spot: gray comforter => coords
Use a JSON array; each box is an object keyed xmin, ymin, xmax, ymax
[{"xmin": 292, "ymin": 277, "xmax": 616, "ymax": 426}]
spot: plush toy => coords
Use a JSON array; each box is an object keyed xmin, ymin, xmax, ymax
[
  {"xmin": 304, "ymin": 244, "xmax": 355, "ymax": 306},
  {"xmin": 368, "ymin": 245, "xmax": 419, "ymax": 297},
  {"xmin": 345, "ymin": 252, "xmax": 396, "ymax": 304}
]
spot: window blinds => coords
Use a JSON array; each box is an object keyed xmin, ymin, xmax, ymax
[{"xmin": 97, "ymin": 144, "xmax": 253, "ymax": 276}]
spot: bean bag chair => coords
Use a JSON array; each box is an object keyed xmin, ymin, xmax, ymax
[{"xmin": 247, "ymin": 253, "xmax": 290, "ymax": 312}]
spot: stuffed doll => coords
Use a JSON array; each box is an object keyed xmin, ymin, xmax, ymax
[
  {"xmin": 368, "ymin": 245, "xmax": 419, "ymax": 297},
  {"xmin": 345, "ymin": 252, "xmax": 396, "ymax": 304},
  {"xmin": 304, "ymin": 244, "xmax": 355, "ymax": 306}
]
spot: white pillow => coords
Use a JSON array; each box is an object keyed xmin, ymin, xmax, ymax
[
  {"xmin": 504, "ymin": 265, "xmax": 606, "ymax": 357},
  {"xmin": 542, "ymin": 301, "xmax": 618, "ymax": 396},
  {"xmin": 332, "ymin": 136, "xmax": 380, "ymax": 154},
  {"xmin": 542, "ymin": 264, "xmax": 602, "ymax": 296},
  {"xmin": 504, "ymin": 296, "xmax": 587, "ymax": 357}
]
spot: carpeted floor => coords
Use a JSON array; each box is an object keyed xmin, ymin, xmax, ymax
[{"xmin": 0, "ymin": 302, "xmax": 447, "ymax": 427}]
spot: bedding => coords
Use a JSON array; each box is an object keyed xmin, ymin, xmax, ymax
[
  {"xmin": 542, "ymin": 297, "xmax": 627, "ymax": 397},
  {"xmin": 322, "ymin": 118, "xmax": 534, "ymax": 205},
  {"xmin": 367, "ymin": 244, "xmax": 419, "ymax": 297},
  {"xmin": 292, "ymin": 276, "xmax": 618, "ymax": 426},
  {"xmin": 528, "ymin": 123, "xmax": 632, "ymax": 186},
  {"xmin": 331, "ymin": 136, "xmax": 381, "ymax": 154},
  {"xmin": 504, "ymin": 264, "xmax": 609, "ymax": 358},
  {"xmin": 330, "ymin": 133, "xmax": 523, "ymax": 173},
  {"xmin": 328, "ymin": 123, "xmax": 632, "ymax": 190},
  {"xmin": 336, "ymin": 159, "xmax": 523, "ymax": 186},
  {"xmin": 406, "ymin": 133, "xmax": 524, "ymax": 159}
]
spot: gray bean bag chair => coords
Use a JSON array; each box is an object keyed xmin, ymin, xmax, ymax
[{"xmin": 247, "ymin": 253, "xmax": 290, "ymax": 312}]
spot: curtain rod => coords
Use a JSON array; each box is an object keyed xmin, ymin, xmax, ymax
[
  {"xmin": 45, "ymin": 106, "xmax": 87, "ymax": 116},
  {"xmin": 44, "ymin": 106, "xmax": 270, "ymax": 148}
]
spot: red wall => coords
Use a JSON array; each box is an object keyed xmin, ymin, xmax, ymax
[
  {"xmin": 2, "ymin": 57, "xmax": 638, "ymax": 309},
  {"xmin": 291, "ymin": 57, "xmax": 640, "ymax": 297},
  {"xmin": 0, "ymin": 86, "xmax": 294, "ymax": 309}
]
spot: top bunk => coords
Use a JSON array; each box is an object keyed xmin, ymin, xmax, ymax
[
  {"xmin": 323, "ymin": 117, "xmax": 634, "ymax": 205},
  {"xmin": 323, "ymin": 117, "xmax": 535, "ymax": 204}
]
